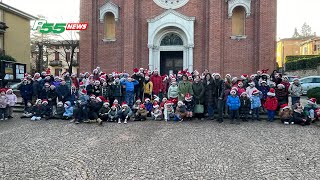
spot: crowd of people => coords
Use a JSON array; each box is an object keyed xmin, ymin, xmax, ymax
[{"xmin": 0, "ymin": 67, "xmax": 319, "ymax": 126}]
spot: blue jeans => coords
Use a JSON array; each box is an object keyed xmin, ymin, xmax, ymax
[
  {"xmin": 267, "ymin": 110, "xmax": 275, "ymax": 121},
  {"xmin": 207, "ymin": 104, "xmax": 214, "ymax": 118},
  {"xmin": 125, "ymin": 91, "xmax": 134, "ymax": 107},
  {"xmin": 252, "ymin": 108, "xmax": 260, "ymax": 120},
  {"xmin": 291, "ymin": 97, "xmax": 300, "ymax": 106}
]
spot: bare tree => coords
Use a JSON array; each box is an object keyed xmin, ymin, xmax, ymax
[{"xmin": 301, "ymin": 22, "xmax": 312, "ymax": 37}]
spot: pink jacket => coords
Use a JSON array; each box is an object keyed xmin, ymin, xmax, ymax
[{"xmin": 6, "ymin": 94, "xmax": 17, "ymax": 107}]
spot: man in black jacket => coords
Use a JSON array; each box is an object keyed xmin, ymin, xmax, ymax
[{"xmin": 213, "ymin": 73, "xmax": 225, "ymax": 123}]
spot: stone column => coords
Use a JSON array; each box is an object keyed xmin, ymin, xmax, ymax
[
  {"xmin": 148, "ymin": 44, "xmax": 154, "ymax": 71},
  {"xmin": 188, "ymin": 44, "xmax": 194, "ymax": 72}
]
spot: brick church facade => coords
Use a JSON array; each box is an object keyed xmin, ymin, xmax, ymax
[{"xmin": 79, "ymin": 0, "xmax": 277, "ymax": 76}]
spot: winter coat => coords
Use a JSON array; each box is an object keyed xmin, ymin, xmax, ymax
[
  {"xmin": 47, "ymin": 89, "xmax": 58, "ymax": 106},
  {"xmin": 258, "ymin": 85, "xmax": 270, "ymax": 100},
  {"xmin": 41, "ymin": 105, "xmax": 52, "ymax": 116},
  {"xmin": 131, "ymin": 74, "xmax": 145, "ymax": 92},
  {"xmin": 192, "ymin": 82, "xmax": 205, "ymax": 104},
  {"xmin": 86, "ymin": 84, "xmax": 95, "ymax": 95},
  {"xmin": 52, "ymin": 81, "xmax": 61, "ymax": 88},
  {"xmin": 6, "ymin": 94, "xmax": 17, "ymax": 107},
  {"xmin": 136, "ymin": 109, "xmax": 148, "ymax": 117},
  {"xmin": 64, "ymin": 77, "xmax": 72, "ymax": 90},
  {"xmin": 203, "ymin": 79, "xmax": 215, "ymax": 105},
  {"xmin": 55, "ymin": 106, "xmax": 65, "ymax": 118},
  {"xmin": 184, "ymin": 99, "xmax": 195, "ymax": 112},
  {"xmin": 69, "ymin": 91, "xmax": 79, "ymax": 104},
  {"xmin": 93, "ymin": 85, "xmax": 101, "ymax": 97},
  {"xmin": 32, "ymin": 80, "xmax": 41, "ymax": 97},
  {"xmin": 99, "ymin": 106, "xmax": 110, "ymax": 116},
  {"xmin": 101, "ymin": 84, "xmax": 113, "ymax": 98},
  {"xmin": 112, "ymin": 83, "xmax": 122, "ymax": 97},
  {"xmin": 246, "ymin": 87, "xmax": 258, "ymax": 98},
  {"xmin": 213, "ymin": 79, "xmax": 225, "ymax": 99},
  {"xmin": 168, "ymin": 85, "xmax": 178, "ymax": 98},
  {"xmin": 144, "ymin": 102, "xmax": 153, "ymax": 112},
  {"xmin": 281, "ymin": 81, "xmax": 291, "ymax": 91},
  {"xmin": 108, "ymin": 109, "xmax": 118, "ymax": 119},
  {"xmin": 56, "ymin": 85, "xmax": 70, "ymax": 100},
  {"xmin": 63, "ymin": 102, "xmax": 74, "ymax": 117},
  {"xmin": 303, "ymin": 104, "xmax": 318, "ymax": 117},
  {"xmin": 150, "ymin": 74, "xmax": 163, "ymax": 95},
  {"xmin": 18, "ymin": 83, "xmax": 33, "ymax": 99},
  {"xmin": 251, "ymin": 95, "xmax": 261, "ymax": 109},
  {"xmin": 38, "ymin": 88, "xmax": 50, "ymax": 100},
  {"xmin": 120, "ymin": 79, "xmax": 139, "ymax": 92},
  {"xmin": 280, "ymin": 109, "xmax": 292, "ymax": 120},
  {"xmin": 164, "ymin": 105, "xmax": 175, "ymax": 120},
  {"xmin": 240, "ymin": 97, "xmax": 251, "ymax": 114},
  {"xmin": 276, "ymin": 88, "xmax": 288, "ymax": 104},
  {"xmin": 79, "ymin": 94, "xmax": 89, "ymax": 105},
  {"xmin": 71, "ymin": 77, "xmax": 79, "ymax": 89},
  {"xmin": 293, "ymin": 110, "xmax": 306, "ymax": 124},
  {"xmin": 32, "ymin": 105, "xmax": 42, "ymax": 116},
  {"xmin": 288, "ymin": 83, "xmax": 303, "ymax": 97},
  {"xmin": 176, "ymin": 105, "xmax": 187, "ymax": 116},
  {"xmin": 0, "ymin": 95, "xmax": 8, "ymax": 108},
  {"xmin": 237, "ymin": 87, "xmax": 246, "ymax": 97},
  {"xmin": 151, "ymin": 108, "xmax": 162, "ymax": 118},
  {"xmin": 119, "ymin": 107, "xmax": 133, "ymax": 117},
  {"xmin": 227, "ymin": 95, "xmax": 241, "ymax": 110},
  {"xmin": 264, "ymin": 97, "xmax": 278, "ymax": 111},
  {"xmin": 88, "ymin": 101, "xmax": 102, "ymax": 113},
  {"xmin": 143, "ymin": 81, "xmax": 153, "ymax": 95},
  {"xmin": 178, "ymin": 81, "xmax": 193, "ymax": 101}
]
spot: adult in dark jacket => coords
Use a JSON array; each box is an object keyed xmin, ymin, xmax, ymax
[
  {"xmin": 88, "ymin": 98, "xmax": 103, "ymax": 121},
  {"xmin": 47, "ymin": 85, "xmax": 58, "ymax": 107},
  {"xmin": 192, "ymin": 75, "xmax": 205, "ymax": 119},
  {"xmin": 38, "ymin": 83, "xmax": 51, "ymax": 100},
  {"xmin": 56, "ymin": 80, "xmax": 70, "ymax": 103},
  {"xmin": 213, "ymin": 73, "xmax": 225, "ymax": 123},
  {"xmin": 32, "ymin": 78, "xmax": 41, "ymax": 99},
  {"xmin": 86, "ymin": 80, "xmax": 95, "ymax": 96},
  {"xmin": 112, "ymin": 78, "xmax": 123, "ymax": 104},
  {"xmin": 203, "ymin": 73, "xmax": 215, "ymax": 120},
  {"xmin": 132, "ymin": 71, "xmax": 145, "ymax": 100},
  {"xmin": 18, "ymin": 79, "xmax": 33, "ymax": 106}
]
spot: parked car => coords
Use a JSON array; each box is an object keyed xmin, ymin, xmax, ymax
[
  {"xmin": 287, "ymin": 75, "xmax": 300, "ymax": 83},
  {"xmin": 299, "ymin": 76, "xmax": 320, "ymax": 95}
]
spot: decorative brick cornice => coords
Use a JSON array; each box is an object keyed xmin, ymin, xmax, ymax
[
  {"xmin": 99, "ymin": 1, "xmax": 119, "ymax": 23},
  {"xmin": 225, "ymin": 0, "xmax": 251, "ymax": 18}
]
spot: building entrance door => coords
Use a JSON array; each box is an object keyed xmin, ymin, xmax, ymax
[{"xmin": 160, "ymin": 51, "xmax": 183, "ymax": 75}]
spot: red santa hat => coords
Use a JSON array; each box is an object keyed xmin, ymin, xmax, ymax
[
  {"xmin": 185, "ymin": 93, "xmax": 193, "ymax": 101},
  {"xmin": 261, "ymin": 69, "xmax": 269, "ymax": 75},
  {"xmin": 79, "ymin": 82, "xmax": 85, "ymax": 87},
  {"xmin": 277, "ymin": 84, "xmax": 285, "ymax": 89},
  {"xmin": 177, "ymin": 101, "xmax": 184, "ymax": 105},
  {"xmin": 214, "ymin": 73, "xmax": 221, "ymax": 78},
  {"xmin": 140, "ymin": 104, "xmax": 145, "ymax": 109},
  {"xmin": 165, "ymin": 100, "xmax": 173, "ymax": 105},
  {"xmin": 280, "ymin": 104, "xmax": 290, "ymax": 110},
  {"xmin": 153, "ymin": 68, "xmax": 159, "ymax": 73},
  {"xmin": 114, "ymin": 99, "xmax": 119, "ymax": 104},
  {"xmin": 95, "ymin": 80, "xmax": 100, "ymax": 84},
  {"xmin": 6, "ymin": 89, "xmax": 13, "ymax": 94},
  {"xmin": 153, "ymin": 102, "xmax": 159, "ymax": 108},
  {"xmin": 90, "ymin": 94, "xmax": 96, "ymax": 99},
  {"xmin": 237, "ymin": 81, "xmax": 244, "ymax": 86},
  {"xmin": 308, "ymin": 98, "xmax": 317, "ymax": 104},
  {"xmin": 136, "ymin": 99, "xmax": 141, "ymax": 103},
  {"xmin": 231, "ymin": 77, "xmax": 238, "ymax": 82},
  {"xmin": 97, "ymin": 96, "xmax": 106, "ymax": 102},
  {"xmin": 103, "ymin": 100, "xmax": 110, "ymax": 106},
  {"xmin": 282, "ymin": 76, "xmax": 289, "ymax": 80},
  {"xmin": 230, "ymin": 89, "xmax": 237, "ymax": 95},
  {"xmin": 177, "ymin": 71, "xmax": 183, "ymax": 77},
  {"xmin": 111, "ymin": 104, "xmax": 117, "ymax": 108},
  {"xmin": 267, "ymin": 88, "xmax": 275, "ymax": 96},
  {"xmin": 186, "ymin": 72, "xmax": 192, "ymax": 78},
  {"xmin": 252, "ymin": 89, "xmax": 260, "ymax": 95},
  {"xmin": 225, "ymin": 74, "xmax": 231, "ymax": 78},
  {"xmin": 193, "ymin": 70, "xmax": 200, "ymax": 76},
  {"xmin": 81, "ymin": 89, "xmax": 87, "ymax": 94},
  {"xmin": 133, "ymin": 68, "xmax": 139, "ymax": 73},
  {"xmin": 250, "ymin": 74, "xmax": 256, "ymax": 79},
  {"xmin": 240, "ymin": 92, "xmax": 248, "ymax": 97},
  {"xmin": 241, "ymin": 74, "xmax": 248, "ymax": 80},
  {"xmin": 42, "ymin": 99, "xmax": 48, "ymax": 104},
  {"xmin": 145, "ymin": 98, "xmax": 150, "ymax": 102},
  {"xmin": 121, "ymin": 102, "xmax": 128, "ymax": 107}
]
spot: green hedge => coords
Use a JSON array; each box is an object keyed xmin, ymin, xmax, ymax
[
  {"xmin": 286, "ymin": 55, "xmax": 319, "ymax": 63},
  {"xmin": 0, "ymin": 55, "xmax": 16, "ymax": 62},
  {"xmin": 285, "ymin": 56, "xmax": 320, "ymax": 71},
  {"xmin": 307, "ymin": 87, "xmax": 320, "ymax": 103}
]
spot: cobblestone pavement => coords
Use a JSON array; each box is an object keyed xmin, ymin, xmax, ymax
[{"xmin": 1, "ymin": 114, "xmax": 320, "ymax": 180}]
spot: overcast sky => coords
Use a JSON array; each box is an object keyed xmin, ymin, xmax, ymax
[{"xmin": 2, "ymin": 0, "xmax": 320, "ymax": 39}]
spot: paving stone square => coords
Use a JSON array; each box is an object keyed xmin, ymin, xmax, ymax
[{"xmin": 1, "ymin": 114, "xmax": 320, "ymax": 179}]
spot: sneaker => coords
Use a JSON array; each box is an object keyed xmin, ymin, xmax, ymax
[
  {"xmin": 118, "ymin": 120, "xmax": 121, "ymax": 124},
  {"xmin": 75, "ymin": 121, "xmax": 80, "ymax": 124},
  {"xmin": 290, "ymin": 122, "xmax": 294, "ymax": 125},
  {"xmin": 284, "ymin": 122, "xmax": 289, "ymax": 125},
  {"xmin": 0, "ymin": 118, "xmax": 4, "ymax": 121},
  {"xmin": 4, "ymin": 118, "xmax": 8, "ymax": 120},
  {"xmin": 179, "ymin": 118, "xmax": 184, "ymax": 122},
  {"xmin": 124, "ymin": 120, "xmax": 127, "ymax": 124},
  {"xmin": 97, "ymin": 118, "xmax": 103, "ymax": 125},
  {"xmin": 70, "ymin": 119, "xmax": 75, "ymax": 123},
  {"xmin": 83, "ymin": 119, "xmax": 89, "ymax": 123}
]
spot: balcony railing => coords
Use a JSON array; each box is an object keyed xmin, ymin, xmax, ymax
[{"xmin": 49, "ymin": 60, "xmax": 62, "ymax": 67}]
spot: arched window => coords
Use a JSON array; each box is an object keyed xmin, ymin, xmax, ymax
[
  {"xmin": 104, "ymin": 12, "xmax": 116, "ymax": 40},
  {"xmin": 160, "ymin": 33, "xmax": 183, "ymax": 46},
  {"xmin": 232, "ymin": 6, "xmax": 245, "ymax": 36}
]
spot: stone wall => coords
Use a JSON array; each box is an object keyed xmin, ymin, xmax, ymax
[{"xmin": 285, "ymin": 66, "xmax": 320, "ymax": 78}]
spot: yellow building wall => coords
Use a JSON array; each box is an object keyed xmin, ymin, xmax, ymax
[
  {"xmin": 4, "ymin": 12, "xmax": 31, "ymax": 72},
  {"xmin": 276, "ymin": 41, "xmax": 283, "ymax": 67}
]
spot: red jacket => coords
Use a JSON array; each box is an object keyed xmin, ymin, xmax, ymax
[
  {"xmin": 150, "ymin": 74, "xmax": 163, "ymax": 95},
  {"xmin": 264, "ymin": 97, "xmax": 278, "ymax": 111}
]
